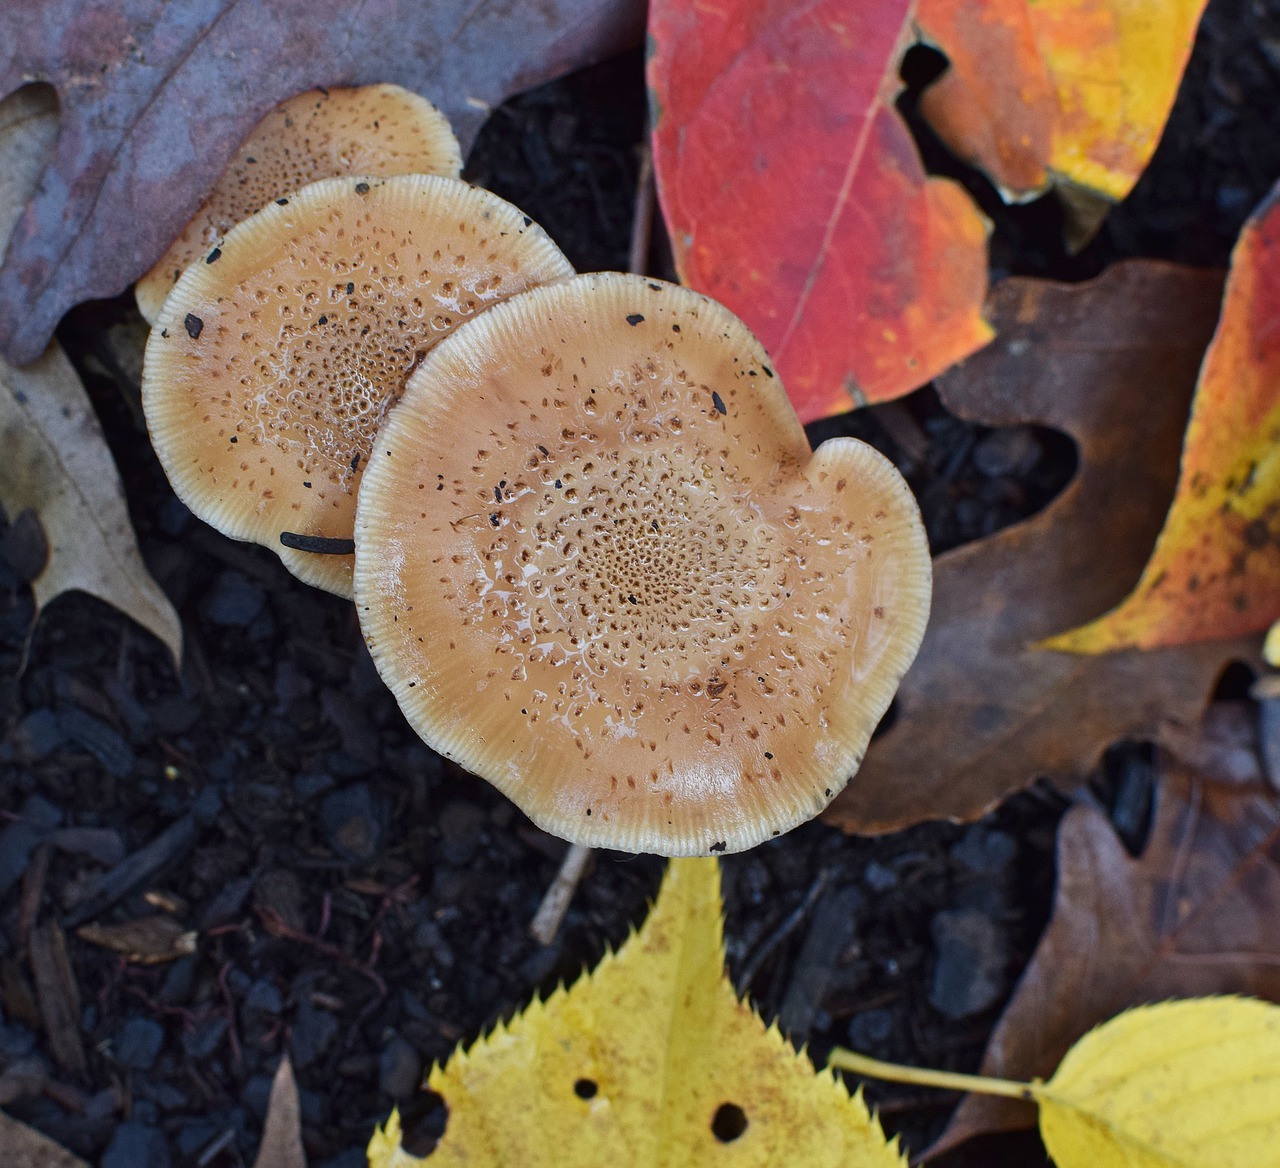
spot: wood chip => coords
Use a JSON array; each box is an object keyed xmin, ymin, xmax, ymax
[
  {"xmin": 28, "ymin": 921, "xmax": 85, "ymax": 1075},
  {"xmin": 76, "ymin": 916, "xmax": 196, "ymax": 964}
]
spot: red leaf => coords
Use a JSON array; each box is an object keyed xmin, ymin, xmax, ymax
[
  {"xmin": 647, "ymin": 0, "xmax": 992, "ymax": 422},
  {"xmin": 0, "ymin": 0, "xmax": 642, "ymax": 366}
]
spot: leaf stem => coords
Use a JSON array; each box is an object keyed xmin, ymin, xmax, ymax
[{"xmin": 827, "ymin": 1048, "xmax": 1038, "ymax": 1102}]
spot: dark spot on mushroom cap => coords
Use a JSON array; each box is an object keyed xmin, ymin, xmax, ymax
[
  {"xmin": 355, "ymin": 181, "xmax": 370, "ymax": 194},
  {"xmin": 626, "ymin": 313, "xmax": 645, "ymax": 326},
  {"xmin": 184, "ymin": 313, "xmax": 203, "ymax": 339},
  {"xmin": 709, "ymin": 841, "xmax": 727, "ymax": 853},
  {"xmin": 275, "ymin": 197, "xmax": 289, "ymax": 205},
  {"xmin": 205, "ymin": 247, "xmax": 222, "ymax": 264},
  {"xmin": 711, "ymin": 391, "xmax": 727, "ymax": 416}
]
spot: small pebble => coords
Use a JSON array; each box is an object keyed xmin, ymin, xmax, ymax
[
  {"xmin": 182, "ymin": 1016, "xmax": 228, "ymax": 1060},
  {"xmin": 847, "ymin": 1008, "xmax": 894, "ymax": 1048},
  {"xmin": 17, "ymin": 708, "xmax": 64, "ymax": 758},
  {"xmin": 321, "ymin": 785, "xmax": 385, "ymax": 864},
  {"xmin": 436, "ymin": 799, "xmax": 487, "ymax": 866},
  {"xmin": 115, "ymin": 1016, "xmax": 165, "ymax": 1070},
  {"xmin": 862, "ymin": 860, "xmax": 898, "ymax": 892},
  {"xmin": 292, "ymin": 999, "xmax": 338, "ymax": 1069},
  {"xmin": 102, "ymin": 1121, "xmax": 172, "ymax": 1168},
  {"xmin": 202, "ymin": 570, "xmax": 266, "ymax": 627},
  {"xmin": 379, "ymin": 1034, "xmax": 423, "ymax": 1101},
  {"xmin": 972, "ymin": 426, "xmax": 1041, "ymax": 479},
  {"xmin": 949, "ymin": 827, "xmax": 1016, "ymax": 876},
  {"xmin": 929, "ymin": 908, "xmax": 1007, "ymax": 1020}
]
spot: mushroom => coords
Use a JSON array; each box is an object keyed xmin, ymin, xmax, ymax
[
  {"xmin": 135, "ymin": 84, "xmax": 463, "ymax": 324},
  {"xmin": 141, "ymin": 174, "xmax": 574, "ymax": 598},
  {"xmin": 354, "ymin": 272, "xmax": 931, "ymax": 856}
]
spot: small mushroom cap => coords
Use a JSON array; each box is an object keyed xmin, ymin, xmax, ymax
[
  {"xmin": 355, "ymin": 273, "xmax": 932, "ymax": 856},
  {"xmin": 136, "ymin": 85, "xmax": 463, "ymax": 324},
  {"xmin": 142, "ymin": 174, "xmax": 573, "ymax": 597}
]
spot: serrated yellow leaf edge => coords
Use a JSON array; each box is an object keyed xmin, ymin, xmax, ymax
[{"xmin": 368, "ymin": 857, "xmax": 903, "ymax": 1167}]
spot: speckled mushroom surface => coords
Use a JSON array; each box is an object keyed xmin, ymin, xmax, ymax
[
  {"xmin": 355, "ymin": 273, "xmax": 932, "ymax": 856},
  {"xmin": 136, "ymin": 85, "xmax": 463, "ymax": 323},
  {"xmin": 141, "ymin": 174, "xmax": 573, "ymax": 597}
]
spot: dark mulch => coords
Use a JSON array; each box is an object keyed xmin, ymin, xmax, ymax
[{"xmin": 2, "ymin": 1, "xmax": 1278, "ymax": 1164}]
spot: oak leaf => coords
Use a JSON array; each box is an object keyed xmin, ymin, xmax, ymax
[
  {"xmin": 1047, "ymin": 179, "xmax": 1280, "ymax": 653},
  {"xmin": 647, "ymin": 0, "xmax": 991, "ymax": 421},
  {"xmin": 0, "ymin": 0, "xmax": 642, "ymax": 366},
  {"xmin": 0, "ymin": 87, "xmax": 182, "ymax": 664},
  {"xmin": 367, "ymin": 858, "xmax": 902, "ymax": 1166},
  {"xmin": 917, "ymin": 0, "xmax": 1209, "ymax": 240},
  {"xmin": 929, "ymin": 759, "xmax": 1280, "ymax": 1156},
  {"xmin": 825, "ymin": 262, "xmax": 1257, "ymax": 834}
]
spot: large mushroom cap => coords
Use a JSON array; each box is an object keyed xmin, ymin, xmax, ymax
[
  {"xmin": 142, "ymin": 174, "xmax": 573, "ymax": 597},
  {"xmin": 136, "ymin": 85, "xmax": 463, "ymax": 323},
  {"xmin": 355, "ymin": 273, "xmax": 931, "ymax": 856}
]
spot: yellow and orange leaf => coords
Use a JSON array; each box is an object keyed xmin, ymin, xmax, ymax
[
  {"xmin": 367, "ymin": 859, "xmax": 902, "ymax": 1167},
  {"xmin": 918, "ymin": 0, "xmax": 1208, "ymax": 229},
  {"xmin": 647, "ymin": 0, "xmax": 991, "ymax": 422},
  {"xmin": 1047, "ymin": 181, "xmax": 1280, "ymax": 653}
]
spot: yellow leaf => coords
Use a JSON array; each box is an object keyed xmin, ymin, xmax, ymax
[
  {"xmin": 1037, "ymin": 998, "xmax": 1280, "ymax": 1168},
  {"xmin": 1044, "ymin": 183, "xmax": 1280, "ymax": 654},
  {"xmin": 368, "ymin": 858, "xmax": 902, "ymax": 1167},
  {"xmin": 918, "ymin": 0, "xmax": 1208, "ymax": 236}
]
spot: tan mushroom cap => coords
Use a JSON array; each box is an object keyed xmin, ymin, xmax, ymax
[
  {"xmin": 142, "ymin": 174, "xmax": 574, "ymax": 597},
  {"xmin": 354, "ymin": 273, "xmax": 932, "ymax": 856},
  {"xmin": 136, "ymin": 85, "xmax": 463, "ymax": 324}
]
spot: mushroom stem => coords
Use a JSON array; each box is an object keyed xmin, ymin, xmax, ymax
[{"xmin": 529, "ymin": 843, "xmax": 593, "ymax": 946}]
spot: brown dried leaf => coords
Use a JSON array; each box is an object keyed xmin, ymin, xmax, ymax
[
  {"xmin": 0, "ymin": 86, "xmax": 183, "ymax": 663},
  {"xmin": 76, "ymin": 916, "xmax": 196, "ymax": 965},
  {"xmin": 253, "ymin": 1055, "xmax": 307, "ymax": 1168},
  {"xmin": 929, "ymin": 758, "xmax": 1280, "ymax": 1156},
  {"xmin": 0, "ymin": 1111, "xmax": 89, "ymax": 1168},
  {"xmin": 0, "ymin": 0, "xmax": 643, "ymax": 366},
  {"xmin": 0, "ymin": 346, "xmax": 184, "ymax": 665},
  {"xmin": 825, "ymin": 261, "xmax": 1259, "ymax": 833}
]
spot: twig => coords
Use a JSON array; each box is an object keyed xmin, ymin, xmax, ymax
[
  {"xmin": 530, "ymin": 844, "xmax": 593, "ymax": 946},
  {"xmin": 218, "ymin": 960, "xmax": 243, "ymax": 1072},
  {"xmin": 256, "ymin": 904, "xmax": 387, "ymax": 996},
  {"xmin": 627, "ymin": 142, "xmax": 655, "ymax": 278},
  {"xmin": 739, "ymin": 868, "xmax": 832, "ymax": 993}
]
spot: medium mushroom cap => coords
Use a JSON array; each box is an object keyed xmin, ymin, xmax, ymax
[
  {"xmin": 355, "ymin": 273, "xmax": 932, "ymax": 856},
  {"xmin": 136, "ymin": 85, "xmax": 463, "ymax": 323},
  {"xmin": 142, "ymin": 174, "xmax": 573, "ymax": 597}
]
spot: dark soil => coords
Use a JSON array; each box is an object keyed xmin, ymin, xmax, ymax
[{"xmin": 2, "ymin": 2, "xmax": 1279, "ymax": 1165}]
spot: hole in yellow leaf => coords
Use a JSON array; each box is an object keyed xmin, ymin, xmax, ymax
[
  {"xmin": 711, "ymin": 1102, "xmax": 747, "ymax": 1143},
  {"xmin": 573, "ymin": 1078, "xmax": 598, "ymax": 1100}
]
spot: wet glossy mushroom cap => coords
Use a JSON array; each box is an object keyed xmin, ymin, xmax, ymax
[
  {"xmin": 354, "ymin": 273, "xmax": 932, "ymax": 856},
  {"xmin": 136, "ymin": 84, "xmax": 463, "ymax": 323},
  {"xmin": 142, "ymin": 174, "xmax": 574, "ymax": 597}
]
